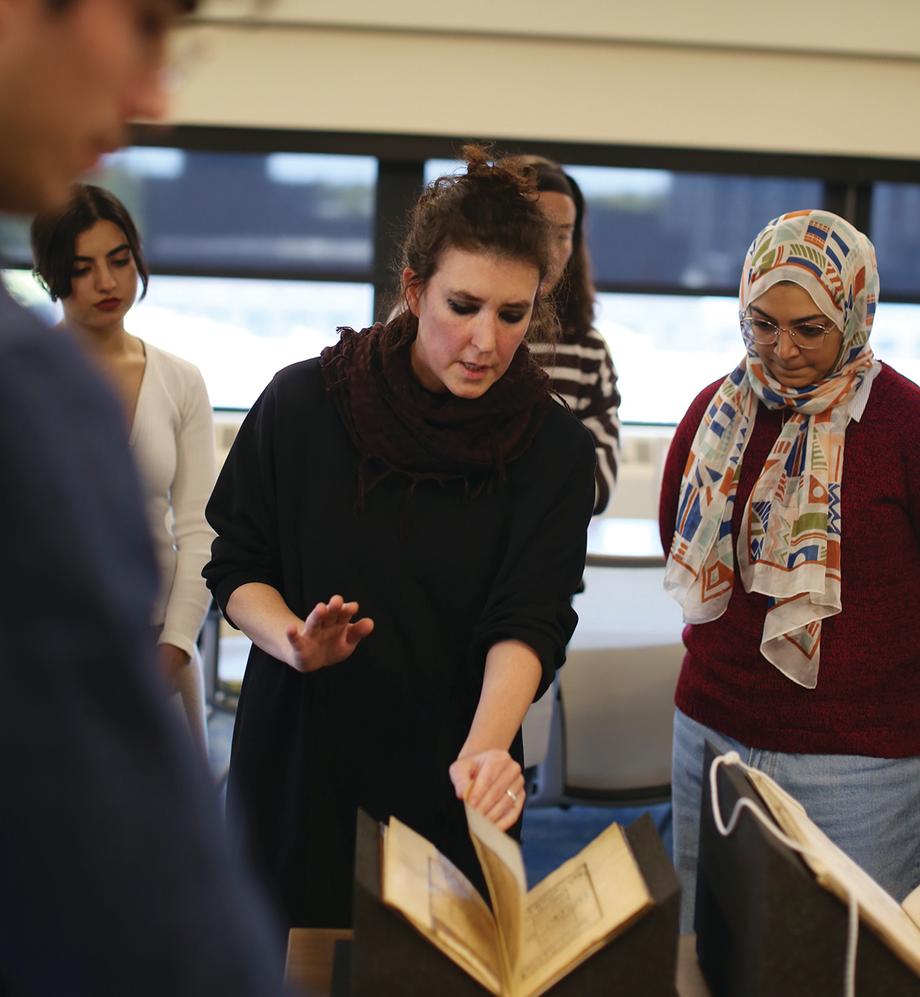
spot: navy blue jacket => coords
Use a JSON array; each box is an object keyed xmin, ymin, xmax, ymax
[{"xmin": 0, "ymin": 282, "xmax": 283, "ymax": 995}]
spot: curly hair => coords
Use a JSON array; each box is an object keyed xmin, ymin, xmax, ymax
[{"xmin": 388, "ymin": 145, "xmax": 557, "ymax": 346}]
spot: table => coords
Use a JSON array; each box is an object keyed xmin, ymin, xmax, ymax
[
  {"xmin": 586, "ymin": 517, "xmax": 665, "ymax": 569},
  {"xmin": 285, "ymin": 929, "xmax": 349, "ymax": 995},
  {"xmin": 285, "ymin": 929, "xmax": 711, "ymax": 996}
]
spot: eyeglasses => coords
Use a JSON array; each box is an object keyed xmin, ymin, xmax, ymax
[{"xmin": 741, "ymin": 313, "xmax": 836, "ymax": 352}]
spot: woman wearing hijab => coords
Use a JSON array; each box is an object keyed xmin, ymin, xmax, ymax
[
  {"xmin": 204, "ymin": 147, "xmax": 595, "ymax": 930},
  {"xmin": 660, "ymin": 209, "xmax": 920, "ymax": 930}
]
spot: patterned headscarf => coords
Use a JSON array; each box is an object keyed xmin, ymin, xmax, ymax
[{"xmin": 664, "ymin": 210, "xmax": 880, "ymax": 688}]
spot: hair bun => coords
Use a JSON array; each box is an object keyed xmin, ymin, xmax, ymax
[{"xmin": 460, "ymin": 144, "xmax": 538, "ymax": 200}]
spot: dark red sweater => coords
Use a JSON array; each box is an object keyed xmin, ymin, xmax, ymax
[{"xmin": 659, "ymin": 363, "xmax": 920, "ymax": 757}]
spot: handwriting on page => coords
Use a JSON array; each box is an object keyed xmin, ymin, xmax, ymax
[{"xmin": 519, "ymin": 864, "xmax": 602, "ymax": 980}]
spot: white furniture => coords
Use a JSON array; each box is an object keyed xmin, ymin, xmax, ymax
[
  {"xmin": 586, "ymin": 516, "xmax": 666, "ymax": 568},
  {"xmin": 525, "ymin": 520, "xmax": 685, "ymax": 807}
]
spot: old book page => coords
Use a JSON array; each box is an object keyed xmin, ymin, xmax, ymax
[
  {"xmin": 382, "ymin": 817, "xmax": 503, "ymax": 994},
  {"xmin": 903, "ymin": 884, "xmax": 920, "ymax": 932},
  {"xmin": 511, "ymin": 823, "xmax": 652, "ymax": 997},
  {"xmin": 465, "ymin": 803, "xmax": 527, "ymax": 987},
  {"xmin": 466, "ymin": 805, "xmax": 652, "ymax": 997},
  {"xmin": 746, "ymin": 768, "xmax": 920, "ymax": 978}
]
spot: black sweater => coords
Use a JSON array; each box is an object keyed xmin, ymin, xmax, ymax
[{"xmin": 205, "ymin": 356, "xmax": 595, "ymax": 927}]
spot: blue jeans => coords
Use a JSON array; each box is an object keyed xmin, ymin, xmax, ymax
[{"xmin": 672, "ymin": 708, "xmax": 920, "ymax": 932}]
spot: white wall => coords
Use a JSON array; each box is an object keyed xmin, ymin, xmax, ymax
[
  {"xmin": 200, "ymin": 0, "xmax": 920, "ymax": 59},
  {"xmin": 174, "ymin": 2, "xmax": 920, "ymax": 159}
]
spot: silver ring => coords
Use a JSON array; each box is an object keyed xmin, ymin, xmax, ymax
[{"xmin": 506, "ymin": 788, "xmax": 519, "ymax": 804}]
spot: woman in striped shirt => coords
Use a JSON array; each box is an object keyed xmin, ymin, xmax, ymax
[{"xmin": 523, "ymin": 157, "xmax": 621, "ymax": 514}]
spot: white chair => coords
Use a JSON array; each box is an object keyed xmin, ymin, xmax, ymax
[{"xmin": 527, "ymin": 643, "xmax": 682, "ymax": 807}]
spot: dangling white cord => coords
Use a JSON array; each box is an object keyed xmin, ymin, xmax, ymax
[{"xmin": 709, "ymin": 752, "xmax": 859, "ymax": 997}]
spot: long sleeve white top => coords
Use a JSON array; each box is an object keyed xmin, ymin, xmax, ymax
[{"xmin": 130, "ymin": 342, "xmax": 215, "ymax": 659}]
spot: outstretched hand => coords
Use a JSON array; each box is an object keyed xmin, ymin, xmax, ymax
[
  {"xmin": 285, "ymin": 594, "xmax": 374, "ymax": 672},
  {"xmin": 449, "ymin": 749, "xmax": 525, "ymax": 832}
]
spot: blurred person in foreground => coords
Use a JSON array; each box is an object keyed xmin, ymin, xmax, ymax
[{"xmin": 0, "ymin": 1, "xmax": 283, "ymax": 993}]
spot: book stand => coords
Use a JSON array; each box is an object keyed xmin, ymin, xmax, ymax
[
  {"xmin": 696, "ymin": 742, "xmax": 920, "ymax": 996},
  {"xmin": 342, "ymin": 809, "xmax": 680, "ymax": 996}
]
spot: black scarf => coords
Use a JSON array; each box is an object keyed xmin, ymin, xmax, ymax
[{"xmin": 319, "ymin": 319, "xmax": 551, "ymax": 502}]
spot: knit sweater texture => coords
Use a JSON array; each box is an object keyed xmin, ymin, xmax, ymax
[{"xmin": 659, "ymin": 362, "xmax": 920, "ymax": 757}]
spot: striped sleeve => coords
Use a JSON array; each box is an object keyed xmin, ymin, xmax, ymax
[{"xmin": 530, "ymin": 328, "xmax": 621, "ymax": 514}]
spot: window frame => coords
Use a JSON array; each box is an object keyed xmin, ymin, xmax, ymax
[{"xmin": 99, "ymin": 124, "xmax": 920, "ymax": 419}]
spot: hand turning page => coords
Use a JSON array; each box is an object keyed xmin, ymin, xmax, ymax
[{"xmin": 381, "ymin": 804, "xmax": 653, "ymax": 997}]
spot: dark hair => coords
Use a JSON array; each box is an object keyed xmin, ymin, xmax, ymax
[
  {"xmin": 520, "ymin": 155, "xmax": 596, "ymax": 338},
  {"xmin": 392, "ymin": 145, "xmax": 555, "ymax": 344},
  {"xmin": 31, "ymin": 184, "xmax": 149, "ymax": 302}
]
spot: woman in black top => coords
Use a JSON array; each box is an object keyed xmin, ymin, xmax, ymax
[{"xmin": 204, "ymin": 148, "xmax": 596, "ymax": 928}]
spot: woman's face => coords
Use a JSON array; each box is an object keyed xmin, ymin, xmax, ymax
[
  {"xmin": 61, "ymin": 219, "xmax": 138, "ymax": 332},
  {"xmin": 748, "ymin": 282, "xmax": 843, "ymax": 388},
  {"xmin": 536, "ymin": 190, "xmax": 576, "ymax": 293},
  {"xmin": 405, "ymin": 246, "xmax": 539, "ymax": 399}
]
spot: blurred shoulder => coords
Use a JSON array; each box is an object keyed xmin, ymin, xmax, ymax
[{"xmin": 0, "ymin": 288, "xmax": 118, "ymax": 420}]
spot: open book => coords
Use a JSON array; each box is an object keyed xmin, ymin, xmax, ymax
[
  {"xmin": 743, "ymin": 767, "xmax": 920, "ymax": 978},
  {"xmin": 380, "ymin": 803, "xmax": 652, "ymax": 997}
]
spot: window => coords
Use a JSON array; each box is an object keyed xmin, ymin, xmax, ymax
[
  {"xmin": 93, "ymin": 147, "xmax": 378, "ymax": 278},
  {"xmin": 2, "ymin": 268, "xmax": 373, "ymax": 410},
  {"xmin": 870, "ymin": 182, "xmax": 920, "ymax": 299},
  {"xmin": 132, "ymin": 276, "xmax": 373, "ymax": 409},
  {"xmin": 567, "ymin": 167, "xmax": 823, "ymax": 292},
  {"xmin": 425, "ymin": 157, "xmax": 824, "ymax": 422},
  {"xmin": 870, "ymin": 301, "xmax": 920, "ymax": 388},
  {"xmin": 595, "ymin": 295, "xmax": 920, "ymax": 426},
  {"xmin": 596, "ymin": 292, "xmax": 739, "ymax": 424},
  {"xmin": 1, "ymin": 147, "xmax": 379, "ymax": 408},
  {"xmin": 425, "ymin": 159, "xmax": 822, "ymax": 293},
  {"xmin": 2, "ymin": 148, "xmax": 377, "ymax": 277},
  {"xmin": 8, "ymin": 134, "xmax": 907, "ymax": 426}
]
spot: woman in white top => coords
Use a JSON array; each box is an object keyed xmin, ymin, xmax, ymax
[{"xmin": 31, "ymin": 184, "xmax": 215, "ymax": 753}]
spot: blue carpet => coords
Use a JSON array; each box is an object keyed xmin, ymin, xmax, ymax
[{"xmin": 522, "ymin": 803, "xmax": 673, "ymax": 887}]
